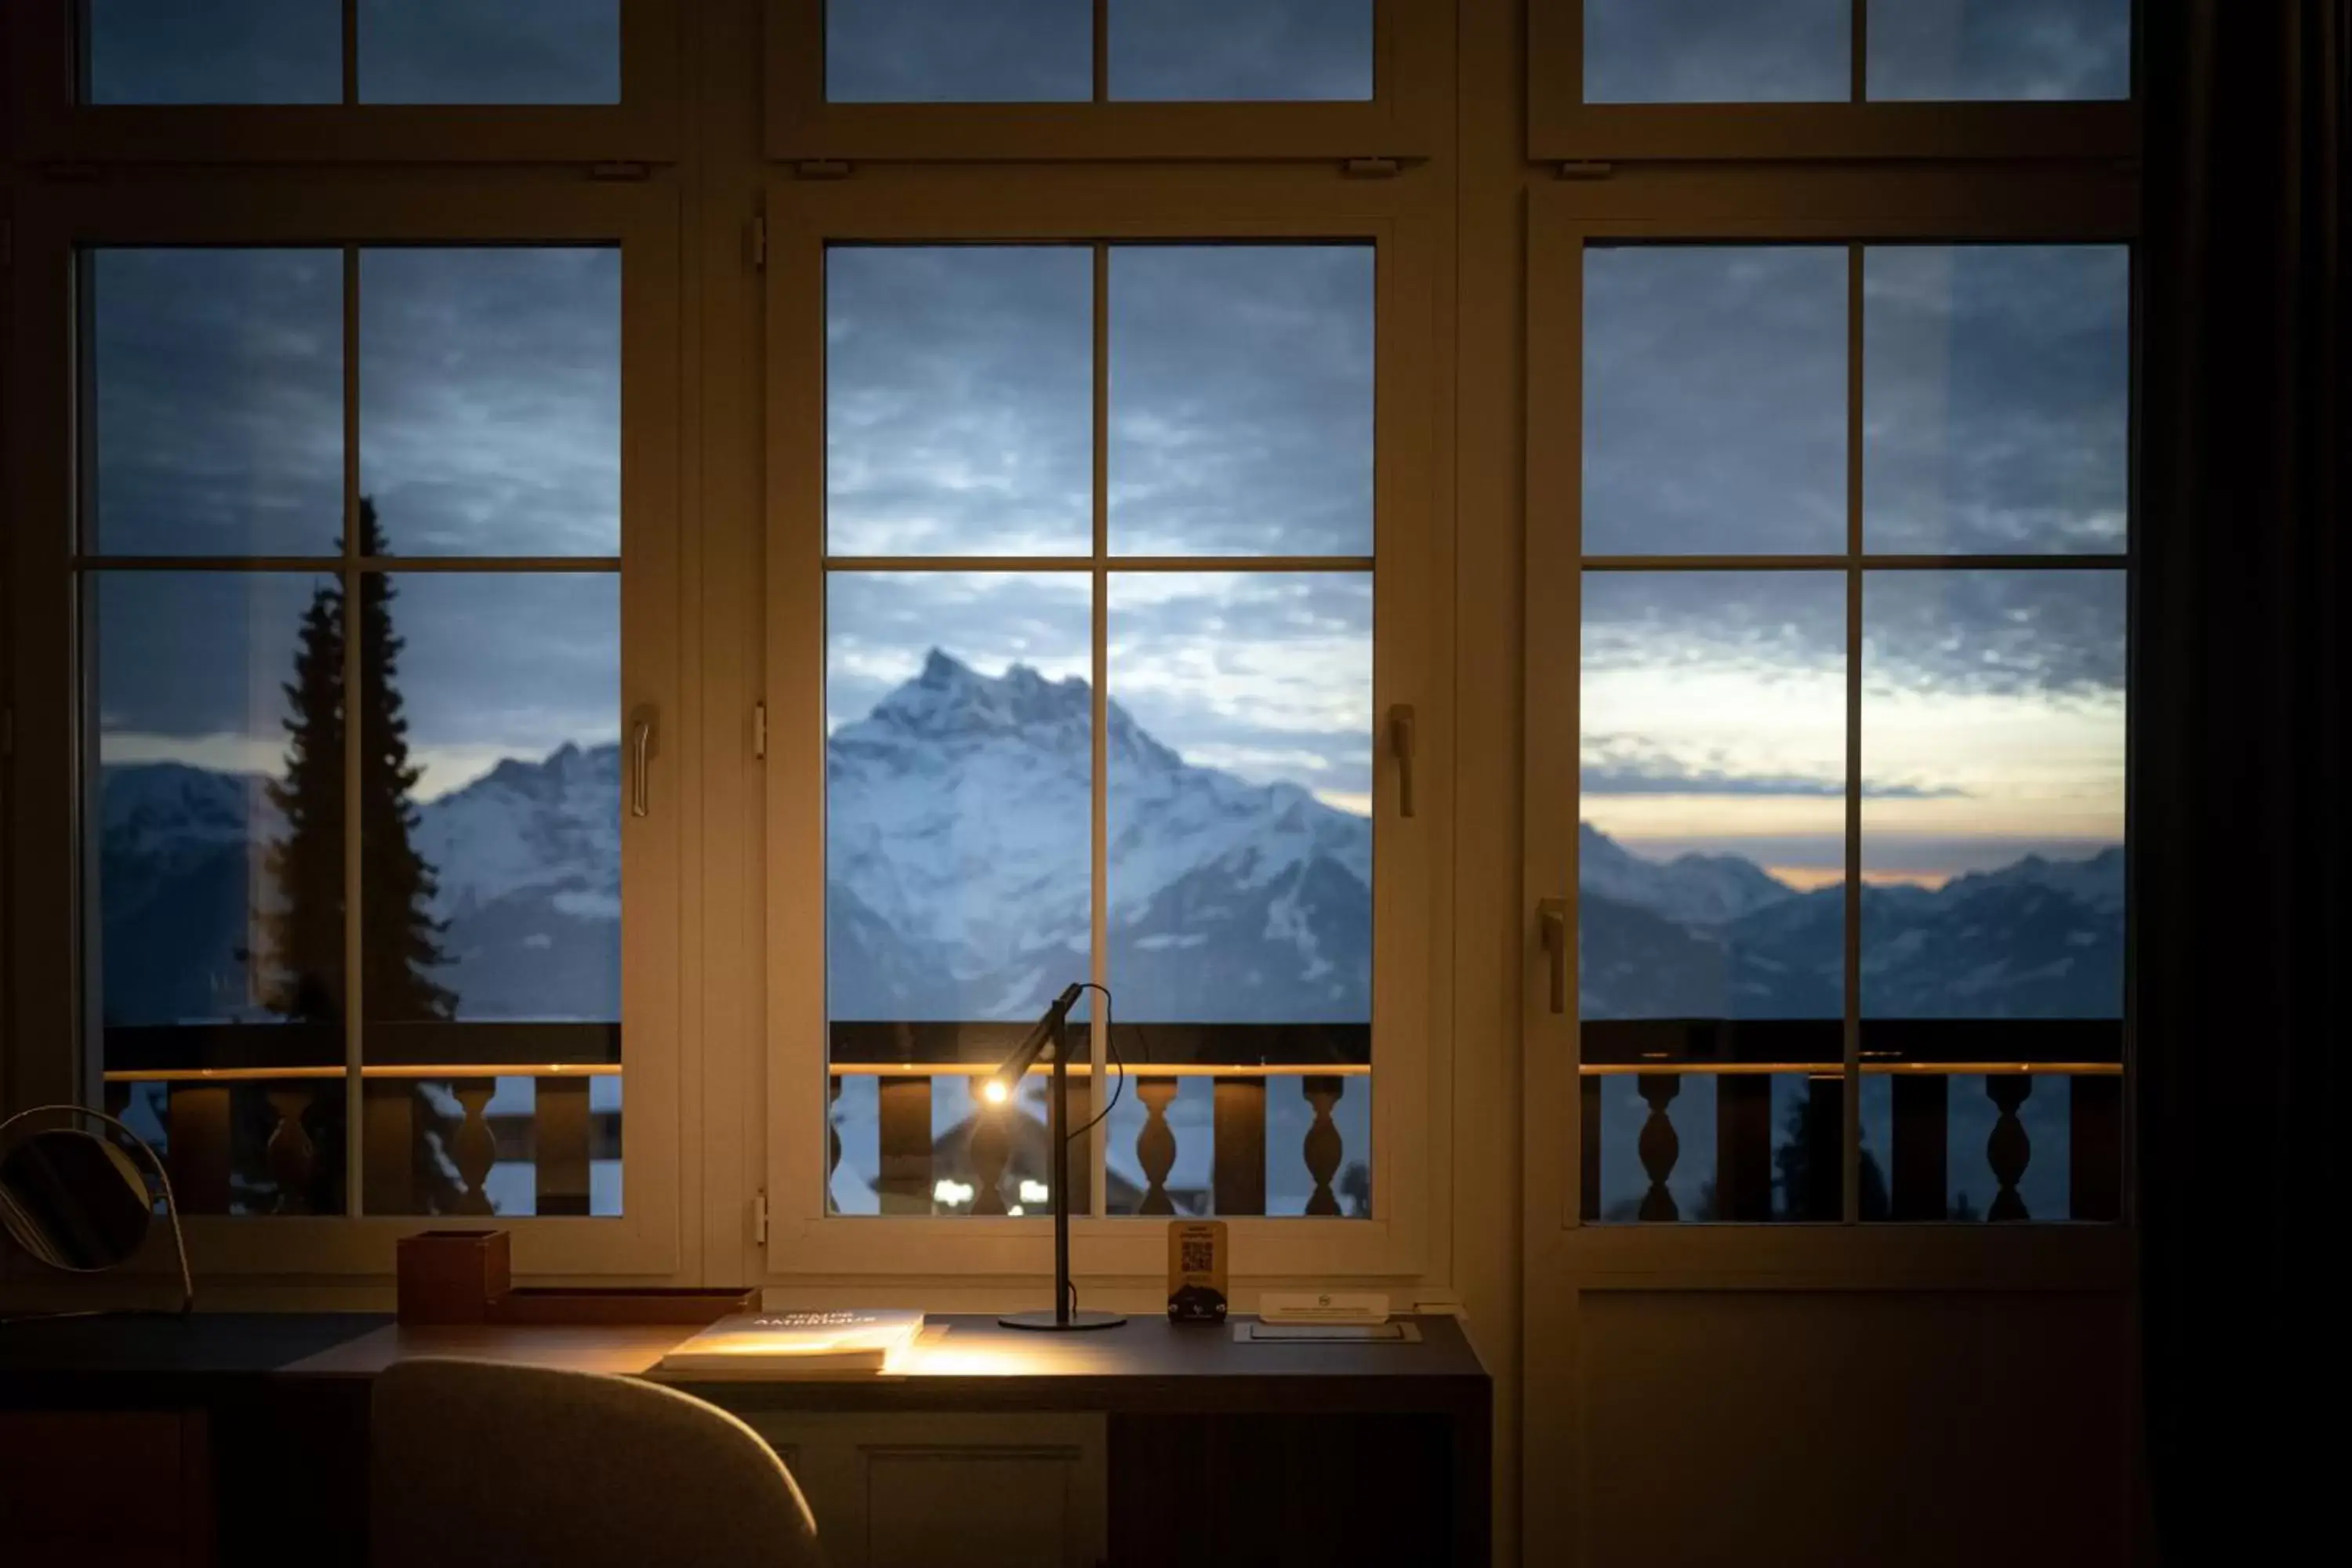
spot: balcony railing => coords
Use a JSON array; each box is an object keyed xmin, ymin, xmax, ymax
[{"xmin": 1579, "ymin": 1018, "xmax": 2125, "ymax": 1223}]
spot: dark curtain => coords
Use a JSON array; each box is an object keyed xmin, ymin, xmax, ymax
[{"xmin": 2137, "ymin": 2, "xmax": 2348, "ymax": 1561}]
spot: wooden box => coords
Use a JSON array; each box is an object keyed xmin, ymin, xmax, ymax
[{"xmin": 395, "ymin": 1229, "xmax": 511, "ymax": 1325}]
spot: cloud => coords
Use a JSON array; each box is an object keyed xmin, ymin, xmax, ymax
[
  {"xmin": 1109, "ymin": 0, "xmax": 1372, "ymax": 102},
  {"xmin": 356, "ymin": 0, "xmax": 619, "ymax": 104},
  {"xmin": 827, "ymin": 0, "xmax": 1092, "ymax": 102},
  {"xmin": 1582, "ymin": 735, "xmax": 1968, "ymax": 800},
  {"xmin": 1585, "ymin": 0, "xmax": 1850, "ymax": 103},
  {"xmin": 1867, "ymin": 0, "xmax": 2132, "ymax": 101},
  {"xmin": 87, "ymin": 0, "xmax": 340, "ymax": 103}
]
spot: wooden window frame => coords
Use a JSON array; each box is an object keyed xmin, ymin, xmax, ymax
[
  {"xmin": 4, "ymin": 0, "xmax": 684, "ymax": 165},
  {"xmin": 760, "ymin": 167, "xmax": 1450, "ymax": 1283},
  {"xmin": 2, "ymin": 177, "xmax": 690, "ymax": 1279},
  {"xmin": 764, "ymin": 0, "xmax": 1446, "ymax": 163},
  {"xmin": 1527, "ymin": 0, "xmax": 2139, "ymax": 164},
  {"xmin": 1522, "ymin": 164, "xmax": 2140, "ymax": 1280}
]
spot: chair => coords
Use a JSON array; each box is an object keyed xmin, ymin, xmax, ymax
[{"xmin": 371, "ymin": 1357, "xmax": 825, "ymax": 1568}]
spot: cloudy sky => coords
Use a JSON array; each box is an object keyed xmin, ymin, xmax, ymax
[
  {"xmin": 1586, "ymin": 0, "xmax": 2130, "ymax": 103},
  {"xmin": 1581, "ymin": 243, "xmax": 2129, "ymax": 886},
  {"xmin": 83, "ymin": 6, "xmax": 2129, "ymax": 889}
]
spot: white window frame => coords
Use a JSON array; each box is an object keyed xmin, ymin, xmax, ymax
[
  {"xmin": 4, "ymin": 0, "xmax": 684, "ymax": 165},
  {"xmin": 2, "ymin": 177, "xmax": 691, "ymax": 1279},
  {"xmin": 760, "ymin": 168, "xmax": 1450, "ymax": 1283},
  {"xmin": 1521, "ymin": 164, "xmax": 2141, "ymax": 1279},
  {"xmin": 765, "ymin": 0, "xmax": 1446, "ymax": 162},
  {"xmin": 1527, "ymin": 0, "xmax": 2139, "ymax": 164}
]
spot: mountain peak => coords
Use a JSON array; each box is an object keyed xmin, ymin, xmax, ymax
[{"xmin": 853, "ymin": 651, "xmax": 1178, "ymax": 771}]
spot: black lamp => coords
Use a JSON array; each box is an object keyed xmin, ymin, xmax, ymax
[{"xmin": 982, "ymin": 982, "xmax": 1124, "ymax": 1331}]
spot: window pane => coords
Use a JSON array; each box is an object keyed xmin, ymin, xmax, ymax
[
  {"xmin": 358, "ymin": 0, "xmax": 620, "ymax": 104},
  {"xmin": 87, "ymin": 249, "xmax": 343, "ymax": 557},
  {"xmin": 1579, "ymin": 572, "xmax": 1846, "ymax": 1021},
  {"xmin": 1109, "ymin": 246, "xmax": 1374, "ymax": 557},
  {"xmin": 1109, "ymin": 0, "xmax": 1372, "ymax": 101},
  {"xmin": 1860, "ymin": 570, "xmax": 2125, "ymax": 1220},
  {"xmin": 85, "ymin": 0, "xmax": 340, "ymax": 105},
  {"xmin": 1583, "ymin": 248, "xmax": 1847, "ymax": 556},
  {"xmin": 1867, "ymin": 0, "xmax": 2130, "ymax": 101},
  {"xmin": 361, "ymin": 572, "xmax": 621, "ymax": 1214},
  {"xmin": 825, "ymin": 573, "xmax": 1092, "ymax": 1214},
  {"xmin": 1579, "ymin": 572, "xmax": 1845, "ymax": 1224},
  {"xmin": 1586, "ymin": 0, "xmax": 1850, "ymax": 103},
  {"xmin": 826, "ymin": 0, "xmax": 1091, "ymax": 103},
  {"xmin": 92, "ymin": 571, "xmax": 347, "ymax": 1214},
  {"xmin": 360, "ymin": 248, "xmax": 621, "ymax": 557},
  {"xmin": 1104, "ymin": 571, "xmax": 1373, "ymax": 1217},
  {"xmin": 828, "ymin": 247, "xmax": 1092, "ymax": 557},
  {"xmin": 1865, "ymin": 246, "xmax": 2130, "ymax": 554}
]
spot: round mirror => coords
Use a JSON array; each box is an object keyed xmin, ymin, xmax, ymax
[{"xmin": 0, "ymin": 1126, "xmax": 154, "ymax": 1272}]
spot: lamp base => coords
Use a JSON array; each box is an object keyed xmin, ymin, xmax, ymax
[{"xmin": 999, "ymin": 1309, "xmax": 1127, "ymax": 1331}]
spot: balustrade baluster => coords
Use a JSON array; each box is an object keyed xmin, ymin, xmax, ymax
[
  {"xmin": 1136, "ymin": 1078, "xmax": 1179, "ymax": 1214},
  {"xmin": 969, "ymin": 1087, "xmax": 1012, "ymax": 1215},
  {"xmin": 826, "ymin": 1076, "xmax": 843, "ymax": 1215},
  {"xmin": 1635, "ymin": 1073, "xmax": 1682, "ymax": 1222},
  {"xmin": 452, "ymin": 1080, "xmax": 499, "ymax": 1216},
  {"xmin": 1985, "ymin": 1074, "xmax": 2033, "ymax": 1221},
  {"xmin": 264, "ymin": 1087, "xmax": 316, "ymax": 1214},
  {"xmin": 363, "ymin": 1080, "xmax": 416, "ymax": 1215},
  {"xmin": 1714, "ymin": 1075, "xmax": 1773, "ymax": 1221},
  {"xmin": 1212, "ymin": 1077, "xmax": 1268, "ymax": 1217},
  {"xmin": 165, "ymin": 1083, "xmax": 231, "ymax": 1214},
  {"xmin": 1891, "ymin": 1073, "xmax": 1951, "ymax": 1221},
  {"xmin": 876, "ymin": 1076, "xmax": 932, "ymax": 1214},
  {"xmin": 1580, "ymin": 1076, "xmax": 1602, "ymax": 1221},
  {"xmin": 2070, "ymin": 1073, "xmax": 2123, "ymax": 1221},
  {"xmin": 1301, "ymin": 1076, "xmax": 1345, "ymax": 1216},
  {"xmin": 1800, "ymin": 1073, "xmax": 1844, "ymax": 1221},
  {"xmin": 535, "ymin": 1076, "xmax": 593, "ymax": 1218}
]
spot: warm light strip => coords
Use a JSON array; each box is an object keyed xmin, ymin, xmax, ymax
[
  {"xmin": 831, "ymin": 1062, "xmax": 1376, "ymax": 1079},
  {"xmin": 1578, "ymin": 1062, "xmax": 2123, "ymax": 1077},
  {"xmin": 101, "ymin": 1064, "xmax": 623, "ymax": 1083}
]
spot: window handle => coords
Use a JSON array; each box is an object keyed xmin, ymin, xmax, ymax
[
  {"xmin": 1388, "ymin": 704, "xmax": 1417, "ymax": 819},
  {"xmin": 1537, "ymin": 897, "xmax": 1569, "ymax": 1015},
  {"xmin": 630, "ymin": 713, "xmax": 655, "ymax": 818}
]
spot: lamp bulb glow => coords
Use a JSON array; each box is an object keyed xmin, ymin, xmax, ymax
[{"xmin": 982, "ymin": 1079, "xmax": 1010, "ymax": 1105}]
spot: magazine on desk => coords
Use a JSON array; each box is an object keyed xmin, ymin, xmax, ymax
[{"xmin": 655, "ymin": 1309, "xmax": 925, "ymax": 1378}]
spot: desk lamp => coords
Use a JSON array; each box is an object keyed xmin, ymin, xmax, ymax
[{"xmin": 982, "ymin": 983, "xmax": 1124, "ymax": 1331}]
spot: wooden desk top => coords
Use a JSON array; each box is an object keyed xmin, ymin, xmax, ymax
[{"xmin": 0, "ymin": 1312, "xmax": 1488, "ymax": 1418}]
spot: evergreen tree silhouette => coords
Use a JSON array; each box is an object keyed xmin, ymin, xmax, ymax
[
  {"xmin": 263, "ymin": 498, "xmax": 456, "ymax": 1211},
  {"xmin": 1773, "ymin": 1083, "xmax": 1891, "ymax": 1221}
]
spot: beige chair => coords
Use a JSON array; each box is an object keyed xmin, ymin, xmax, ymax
[{"xmin": 372, "ymin": 1357, "xmax": 825, "ymax": 1568}]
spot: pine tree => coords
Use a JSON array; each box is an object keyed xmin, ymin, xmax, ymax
[{"xmin": 262, "ymin": 498, "xmax": 455, "ymax": 1210}]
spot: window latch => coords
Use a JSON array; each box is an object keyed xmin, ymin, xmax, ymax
[
  {"xmin": 753, "ymin": 1190, "xmax": 769, "ymax": 1246},
  {"xmin": 1537, "ymin": 898, "xmax": 1570, "ymax": 1015},
  {"xmin": 1387, "ymin": 704, "xmax": 1417, "ymax": 818}
]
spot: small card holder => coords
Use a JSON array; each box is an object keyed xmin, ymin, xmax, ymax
[{"xmin": 1234, "ymin": 1320, "xmax": 1423, "ymax": 1343}]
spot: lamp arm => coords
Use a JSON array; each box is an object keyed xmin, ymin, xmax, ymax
[{"xmin": 0, "ymin": 1103, "xmax": 195, "ymax": 1315}]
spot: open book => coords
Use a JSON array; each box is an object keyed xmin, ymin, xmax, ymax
[{"xmin": 655, "ymin": 1309, "xmax": 925, "ymax": 1377}]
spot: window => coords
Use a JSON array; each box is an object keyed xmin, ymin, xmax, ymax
[
  {"xmin": 1531, "ymin": 0, "xmax": 2138, "ymax": 161},
  {"xmin": 764, "ymin": 184, "xmax": 1439, "ymax": 1277},
  {"xmin": 6, "ymin": 184, "xmax": 684, "ymax": 1275},
  {"xmin": 768, "ymin": 0, "xmax": 1438, "ymax": 161},
  {"xmin": 6, "ymin": 1, "xmax": 677, "ymax": 162},
  {"xmin": 1533, "ymin": 212, "xmax": 2133, "ymax": 1227}
]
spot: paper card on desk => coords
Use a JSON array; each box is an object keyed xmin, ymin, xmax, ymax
[
  {"xmin": 1258, "ymin": 1290, "xmax": 1389, "ymax": 1325},
  {"xmin": 1236, "ymin": 1320, "xmax": 1421, "ymax": 1343},
  {"xmin": 655, "ymin": 1309, "xmax": 924, "ymax": 1378}
]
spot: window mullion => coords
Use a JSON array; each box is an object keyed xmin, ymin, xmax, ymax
[
  {"xmin": 342, "ymin": 243, "xmax": 365, "ymax": 1217},
  {"xmin": 1842, "ymin": 240, "xmax": 1864, "ymax": 1225},
  {"xmin": 1090, "ymin": 240, "xmax": 1111, "ymax": 1218}
]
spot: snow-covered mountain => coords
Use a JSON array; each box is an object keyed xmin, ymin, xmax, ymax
[
  {"xmin": 826, "ymin": 650, "xmax": 1372, "ymax": 1022},
  {"xmin": 93, "ymin": 652, "xmax": 2123, "ymax": 1028}
]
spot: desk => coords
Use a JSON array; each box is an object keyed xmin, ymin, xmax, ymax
[{"xmin": 0, "ymin": 1313, "xmax": 1490, "ymax": 1566}]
